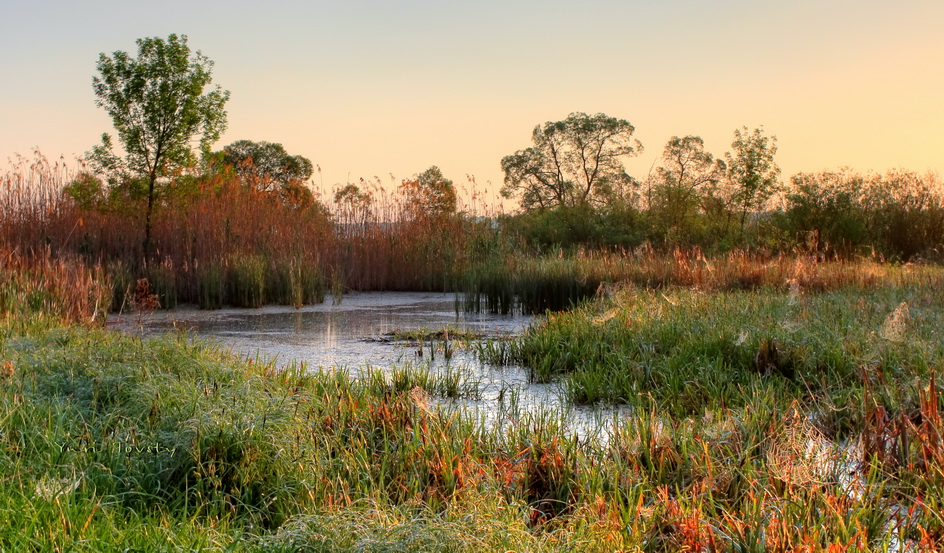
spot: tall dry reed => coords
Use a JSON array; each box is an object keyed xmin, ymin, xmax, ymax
[{"xmin": 1, "ymin": 154, "xmax": 502, "ymax": 309}]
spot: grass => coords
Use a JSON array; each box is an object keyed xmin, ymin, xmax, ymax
[
  {"xmin": 3, "ymin": 282, "xmax": 944, "ymax": 550},
  {"xmin": 379, "ymin": 326, "xmax": 486, "ymax": 365},
  {"xmin": 489, "ymin": 264, "xmax": 944, "ymax": 417},
  {"xmin": 5, "ymin": 167, "xmax": 944, "ymax": 549},
  {"xmin": 0, "ymin": 251, "xmax": 110, "ymax": 326},
  {"xmin": 366, "ymin": 362, "xmax": 482, "ymax": 400},
  {"xmin": 456, "ymin": 247, "xmax": 912, "ymax": 315},
  {"xmin": 0, "ymin": 320, "xmax": 631, "ymax": 551}
]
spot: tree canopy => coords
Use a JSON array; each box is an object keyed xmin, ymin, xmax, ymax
[
  {"xmin": 646, "ymin": 136, "xmax": 726, "ymax": 242},
  {"xmin": 724, "ymin": 126, "xmax": 780, "ymax": 232},
  {"xmin": 500, "ymin": 112, "xmax": 643, "ymax": 211},
  {"xmin": 219, "ymin": 140, "xmax": 313, "ymax": 193},
  {"xmin": 399, "ymin": 166, "xmax": 457, "ymax": 220},
  {"xmin": 656, "ymin": 136, "xmax": 725, "ymax": 204},
  {"xmin": 90, "ymin": 33, "xmax": 229, "ymax": 262}
]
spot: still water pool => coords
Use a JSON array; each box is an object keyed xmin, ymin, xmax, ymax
[{"xmin": 111, "ymin": 292, "xmax": 627, "ymax": 436}]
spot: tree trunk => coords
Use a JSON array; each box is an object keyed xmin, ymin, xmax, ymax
[{"xmin": 142, "ymin": 174, "xmax": 156, "ymax": 269}]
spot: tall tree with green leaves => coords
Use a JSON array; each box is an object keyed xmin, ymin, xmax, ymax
[
  {"xmin": 649, "ymin": 135, "xmax": 726, "ymax": 243},
  {"xmin": 653, "ymin": 136, "xmax": 725, "ymax": 212},
  {"xmin": 91, "ymin": 33, "xmax": 230, "ymax": 264},
  {"xmin": 500, "ymin": 112, "xmax": 643, "ymax": 211},
  {"xmin": 724, "ymin": 126, "xmax": 780, "ymax": 234}
]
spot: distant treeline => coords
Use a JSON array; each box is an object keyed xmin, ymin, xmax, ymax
[
  {"xmin": 2, "ymin": 153, "xmax": 942, "ymax": 312},
  {"xmin": 507, "ymin": 168, "xmax": 944, "ymax": 260}
]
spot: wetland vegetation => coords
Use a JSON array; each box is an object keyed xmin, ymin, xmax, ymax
[
  {"xmin": 3, "ymin": 32, "xmax": 944, "ymax": 552},
  {"xmin": 4, "ymin": 249, "xmax": 944, "ymax": 551}
]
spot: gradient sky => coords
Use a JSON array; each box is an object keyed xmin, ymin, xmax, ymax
[{"xmin": 2, "ymin": 0, "xmax": 942, "ymax": 204}]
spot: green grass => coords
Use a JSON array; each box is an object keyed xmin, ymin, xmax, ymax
[
  {"xmin": 366, "ymin": 362, "xmax": 482, "ymax": 400},
  {"xmin": 4, "ymin": 257, "xmax": 944, "ymax": 550},
  {"xmin": 0, "ymin": 317, "xmax": 625, "ymax": 550},
  {"xmin": 489, "ymin": 271, "xmax": 944, "ymax": 421}
]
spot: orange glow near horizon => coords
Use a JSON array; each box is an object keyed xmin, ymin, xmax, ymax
[{"xmin": 1, "ymin": 1, "xmax": 942, "ymax": 206}]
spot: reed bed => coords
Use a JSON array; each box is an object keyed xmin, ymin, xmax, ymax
[
  {"xmin": 457, "ymin": 246, "xmax": 917, "ymax": 315},
  {"xmin": 0, "ymin": 154, "xmax": 494, "ymax": 311},
  {"xmin": 0, "ymin": 250, "xmax": 110, "ymax": 326},
  {"xmin": 5, "ymin": 152, "xmax": 937, "ymax": 318}
]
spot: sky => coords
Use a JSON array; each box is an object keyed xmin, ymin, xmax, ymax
[{"xmin": 1, "ymin": 0, "xmax": 942, "ymax": 205}]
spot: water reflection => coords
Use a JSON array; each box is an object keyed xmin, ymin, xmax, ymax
[{"xmin": 111, "ymin": 292, "xmax": 629, "ymax": 437}]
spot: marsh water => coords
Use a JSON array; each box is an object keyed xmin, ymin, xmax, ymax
[{"xmin": 111, "ymin": 292, "xmax": 627, "ymax": 436}]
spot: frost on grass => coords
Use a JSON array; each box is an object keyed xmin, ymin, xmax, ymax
[
  {"xmin": 881, "ymin": 301, "xmax": 911, "ymax": 343},
  {"xmin": 34, "ymin": 473, "xmax": 82, "ymax": 501}
]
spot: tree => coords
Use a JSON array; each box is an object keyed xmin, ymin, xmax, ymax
[
  {"xmin": 657, "ymin": 137, "xmax": 724, "ymax": 200},
  {"xmin": 219, "ymin": 140, "xmax": 313, "ymax": 193},
  {"xmin": 63, "ymin": 172, "xmax": 106, "ymax": 210},
  {"xmin": 399, "ymin": 166, "xmax": 457, "ymax": 220},
  {"xmin": 724, "ymin": 126, "xmax": 780, "ymax": 233},
  {"xmin": 783, "ymin": 170, "xmax": 867, "ymax": 254},
  {"xmin": 648, "ymin": 135, "xmax": 726, "ymax": 243},
  {"xmin": 500, "ymin": 112, "xmax": 643, "ymax": 211},
  {"xmin": 652, "ymin": 136, "xmax": 725, "ymax": 213},
  {"xmin": 91, "ymin": 33, "xmax": 230, "ymax": 264}
]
